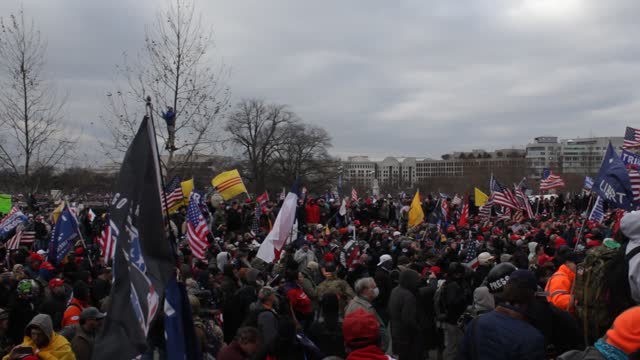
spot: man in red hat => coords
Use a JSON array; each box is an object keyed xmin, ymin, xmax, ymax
[{"xmin": 343, "ymin": 309, "xmax": 396, "ymax": 360}]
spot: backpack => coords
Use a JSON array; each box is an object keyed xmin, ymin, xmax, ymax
[{"xmin": 573, "ymin": 244, "xmax": 640, "ymax": 342}]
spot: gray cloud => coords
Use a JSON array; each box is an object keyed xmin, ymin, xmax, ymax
[{"xmin": 1, "ymin": 0, "xmax": 639, "ymax": 165}]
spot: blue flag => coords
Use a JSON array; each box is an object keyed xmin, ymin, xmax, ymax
[
  {"xmin": 589, "ymin": 196, "xmax": 604, "ymax": 223},
  {"xmin": 164, "ymin": 277, "xmax": 200, "ymax": 360},
  {"xmin": 0, "ymin": 208, "xmax": 27, "ymax": 239},
  {"xmin": 593, "ymin": 143, "xmax": 634, "ymax": 210},
  {"xmin": 47, "ymin": 205, "xmax": 80, "ymax": 264},
  {"xmin": 584, "ymin": 176, "xmax": 594, "ymax": 191}
]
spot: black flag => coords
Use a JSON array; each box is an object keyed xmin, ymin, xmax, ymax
[{"xmin": 93, "ymin": 116, "xmax": 174, "ymax": 359}]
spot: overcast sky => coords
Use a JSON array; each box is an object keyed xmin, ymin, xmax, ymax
[{"xmin": 1, "ymin": 0, "xmax": 639, "ymax": 164}]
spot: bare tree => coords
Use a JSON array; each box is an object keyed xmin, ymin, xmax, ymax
[
  {"xmin": 271, "ymin": 123, "xmax": 338, "ymax": 190},
  {"xmin": 225, "ymin": 99, "xmax": 295, "ymax": 193},
  {"xmin": 0, "ymin": 8, "xmax": 73, "ymax": 182},
  {"xmin": 102, "ymin": 0, "xmax": 230, "ymax": 174}
]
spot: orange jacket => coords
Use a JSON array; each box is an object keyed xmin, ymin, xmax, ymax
[
  {"xmin": 545, "ymin": 264, "xmax": 576, "ymax": 313},
  {"xmin": 62, "ymin": 297, "xmax": 87, "ymax": 327}
]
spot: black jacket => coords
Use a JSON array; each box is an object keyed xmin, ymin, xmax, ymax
[{"xmin": 388, "ymin": 270, "xmax": 420, "ymax": 339}]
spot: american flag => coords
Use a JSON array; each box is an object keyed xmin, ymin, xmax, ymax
[
  {"xmin": 160, "ymin": 176, "xmax": 183, "ymax": 212},
  {"xmin": 351, "ymin": 188, "xmax": 358, "ymax": 202},
  {"xmin": 98, "ymin": 215, "xmax": 116, "ymax": 262},
  {"xmin": 251, "ymin": 192, "xmax": 269, "ymax": 235},
  {"xmin": 186, "ymin": 192, "xmax": 210, "ymax": 261},
  {"xmin": 458, "ymin": 196, "xmax": 469, "ymax": 227},
  {"xmin": 6, "ymin": 229, "xmax": 36, "ymax": 250},
  {"xmin": 514, "ymin": 185, "xmax": 534, "ymax": 219},
  {"xmin": 512, "ymin": 209, "xmax": 524, "ymax": 223},
  {"xmin": 589, "ymin": 196, "xmax": 604, "ymax": 223},
  {"xmin": 496, "ymin": 206, "xmax": 511, "ymax": 221},
  {"xmin": 540, "ymin": 168, "xmax": 565, "ymax": 191},
  {"xmin": 623, "ymin": 126, "xmax": 640, "ymax": 149},
  {"xmin": 479, "ymin": 194, "xmax": 494, "ymax": 219},
  {"xmin": 490, "ymin": 175, "xmax": 519, "ymax": 209},
  {"xmin": 441, "ymin": 198, "xmax": 449, "ymax": 221},
  {"xmin": 627, "ymin": 164, "xmax": 640, "ymax": 205}
]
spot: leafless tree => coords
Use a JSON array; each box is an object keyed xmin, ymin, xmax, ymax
[
  {"xmin": 0, "ymin": 8, "xmax": 74, "ymax": 183},
  {"xmin": 101, "ymin": 0, "xmax": 230, "ymax": 174},
  {"xmin": 271, "ymin": 123, "xmax": 338, "ymax": 190},
  {"xmin": 225, "ymin": 99, "xmax": 296, "ymax": 193}
]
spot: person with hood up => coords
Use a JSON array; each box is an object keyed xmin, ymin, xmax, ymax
[
  {"xmin": 3, "ymin": 314, "xmax": 74, "ymax": 360},
  {"xmin": 388, "ymin": 269, "xmax": 420, "ymax": 360},
  {"xmin": 438, "ymin": 263, "xmax": 472, "ymax": 360},
  {"xmin": 457, "ymin": 270, "xmax": 545, "ymax": 360},
  {"xmin": 343, "ymin": 309, "xmax": 396, "ymax": 360},
  {"xmin": 558, "ymin": 306, "xmax": 640, "ymax": 360},
  {"xmin": 223, "ymin": 268, "xmax": 260, "ymax": 343},
  {"xmin": 619, "ymin": 211, "xmax": 640, "ymax": 303},
  {"xmin": 308, "ymin": 293, "xmax": 345, "ymax": 358}
]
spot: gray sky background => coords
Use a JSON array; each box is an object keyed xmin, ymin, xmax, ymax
[{"xmin": 1, "ymin": 0, "xmax": 639, "ymax": 165}]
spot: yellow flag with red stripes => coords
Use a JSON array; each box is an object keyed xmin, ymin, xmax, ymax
[{"xmin": 211, "ymin": 169, "xmax": 248, "ymax": 200}]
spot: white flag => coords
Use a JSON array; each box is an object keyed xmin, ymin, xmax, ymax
[
  {"xmin": 257, "ymin": 191, "xmax": 299, "ymax": 263},
  {"xmin": 339, "ymin": 198, "xmax": 347, "ymax": 216}
]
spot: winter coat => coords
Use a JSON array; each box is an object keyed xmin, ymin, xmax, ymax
[
  {"xmin": 373, "ymin": 266, "xmax": 393, "ymax": 324},
  {"xmin": 545, "ymin": 264, "xmax": 576, "ymax": 313},
  {"xmin": 557, "ymin": 347, "xmax": 606, "ymax": 360},
  {"xmin": 4, "ymin": 314, "xmax": 75, "ymax": 360},
  {"xmin": 307, "ymin": 317, "xmax": 345, "ymax": 358},
  {"xmin": 346, "ymin": 345, "xmax": 396, "ymax": 360},
  {"xmin": 62, "ymin": 298, "xmax": 87, "ymax": 327},
  {"xmin": 457, "ymin": 308, "xmax": 545, "ymax": 360},
  {"xmin": 345, "ymin": 296, "xmax": 389, "ymax": 351},
  {"xmin": 217, "ymin": 341, "xmax": 251, "ymax": 360},
  {"xmin": 316, "ymin": 275, "xmax": 355, "ymax": 316},
  {"xmin": 70, "ymin": 325, "xmax": 95, "ymax": 360},
  {"xmin": 305, "ymin": 203, "xmax": 321, "ymax": 224},
  {"xmin": 388, "ymin": 270, "xmax": 419, "ymax": 340}
]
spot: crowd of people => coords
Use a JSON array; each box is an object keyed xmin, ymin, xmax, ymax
[{"xmin": 0, "ymin": 190, "xmax": 638, "ymax": 360}]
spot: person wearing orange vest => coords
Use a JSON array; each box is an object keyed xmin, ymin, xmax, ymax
[
  {"xmin": 62, "ymin": 281, "xmax": 90, "ymax": 328},
  {"xmin": 545, "ymin": 251, "xmax": 578, "ymax": 313}
]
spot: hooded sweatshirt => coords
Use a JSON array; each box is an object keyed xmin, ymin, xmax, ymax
[
  {"xmin": 3, "ymin": 314, "xmax": 75, "ymax": 360},
  {"xmin": 472, "ymin": 286, "xmax": 495, "ymax": 313},
  {"xmin": 620, "ymin": 211, "xmax": 640, "ymax": 303}
]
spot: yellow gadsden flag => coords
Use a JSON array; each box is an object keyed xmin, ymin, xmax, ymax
[
  {"xmin": 211, "ymin": 169, "xmax": 248, "ymax": 200},
  {"xmin": 181, "ymin": 179, "xmax": 194, "ymax": 200},
  {"xmin": 408, "ymin": 190, "xmax": 425, "ymax": 228},
  {"xmin": 475, "ymin": 187, "xmax": 489, "ymax": 207}
]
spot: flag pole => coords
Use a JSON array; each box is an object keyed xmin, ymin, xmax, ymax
[
  {"xmin": 145, "ymin": 96, "xmax": 177, "ymax": 257},
  {"xmin": 574, "ymin": 195, "xmax": 596, "ymax": 251}
]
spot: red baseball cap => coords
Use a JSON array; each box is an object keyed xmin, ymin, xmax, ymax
[{"xmin": 48, "ymin": 278, "xmax": 64, "ymax": 288}]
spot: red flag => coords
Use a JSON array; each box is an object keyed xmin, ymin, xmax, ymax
[
  {"xmin": 256, "ymin": 191, "xmax": 270, "ymax": 205},
  {"xmin": 458, "ymin": 196, "xmax": 469, "ymax": 227}
]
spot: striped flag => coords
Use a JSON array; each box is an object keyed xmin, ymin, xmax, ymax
[
  {"xmin": 623, "ymin": 126, "xmax": 640, "ymax": 149},
  {"xmin": 161, "ymin": 176, "xmax": 184, "ymax": 212},
  {"xmin": 186, "ymin": 192, "xmax": 210, "ymax": 261},
  {"xmin": 496, "ymin": 206, "xmax": 511, "ymax": 221},
  {"xmin": 211, "ymin": 169, "xmax": 248, "ymax": 200},
  {"xmin": 251, "ymin": 192, "xmax": 269, "ymax": 235},
  {"xmin": 620, "ymin": 149, "xmax": 640, "ymax": 207},
  {"xmin": 6, "ymin": 229, "xmax": 35, "ymax": 250},
  {"xmin": 479, "ymin": 194, "xmax": 494, "ymax": 219},
  {"xmin": 514, "ymin": 184, "xmax": 534, "ymax": 219},
  {"xmin": 458, "ymin": 196, "xmax": 469, "ymax": 227},
  {"xmin": 589, "ymin": 196, "xmax": 605, "ymax": 223},
  {"xmin": 490, "ymin": 175, "xmax": 519, "ymax": 209},
  {"xmin": 627, "ymin": 166, "xmax": 640, "ymax": 205},
  {"xmin": 512, "ymin": 210, "xmax": 524, "ymax": 223},
  {"xmin": 441, "ymin": 198, "xmax": 449, "ymax": 221},
  {"xmin": 540, "ymin": 168, "xmax": 565, "ymax": 191},
  {"xmin": 98, "ymin": 215, "xmax": 115, "ymax": 263},
  {"xmin": 351, "ymin": 188, "xmax": 358, "ymax": 202}
]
